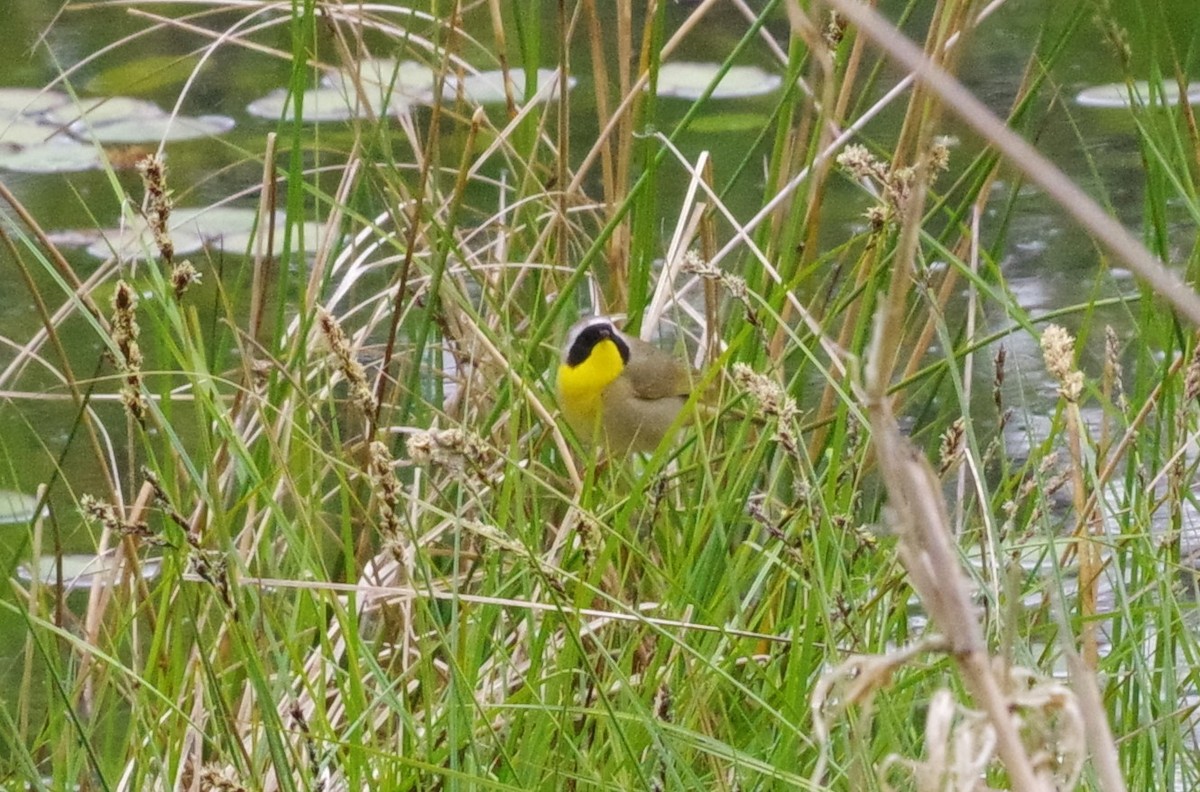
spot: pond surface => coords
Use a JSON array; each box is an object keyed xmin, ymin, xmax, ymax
[{"xmin": 1, "ymin": 0, "xmax": 1199, "ymax": 752}]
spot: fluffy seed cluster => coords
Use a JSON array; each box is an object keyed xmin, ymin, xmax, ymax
[
  {"xmin": 1040, "ymin": 324, "xmax": 1083, "ymax": 402},
  {"xmin": 80, "ymin": 493, "xmax": 150, "ymax": 539},
  {"xmin": 732, "ymin": 363, "xmax": 800, "ymax": 453},
  {"xmin": 938, "ymin": 417, "xmax": 965, "ymax": 476},
  {"xmin": 170, "ymin": 259, "xmax": 201, "ymax": 300},
  {"xmin": 317, "ymin": 307, "xmax": 378, "ymax": 419},
  {"xmin": 407, "ymin": 427, "xmax": 495, "ymax": 484},
  {"xmin": 823, "ymin": 11, "xmax": 847, "ymax": 49},
  {"xmin": 137, "ymin": 154, "xmax": 173, "ymax": 264},
  {"xmin": 137, "ymin": 153, "xmax": 201, "ymax": 299},
  {"xmin": 682, "ymin": 249, "xmax": 747, "ymax": 302},
  {"xmin": 837, "ymin": 139, "xmax": 952, "ymax": 226},
  {"xmin": 197, "ymin": 763, "xmax": 248, "ymax": 792},
  {"xmin": 366, "ymin": 440, "xmax": 405, "ymax": 557},
  {"xmin": 110, "ymin": 280, "xmax": 147, "ymax": 421}
]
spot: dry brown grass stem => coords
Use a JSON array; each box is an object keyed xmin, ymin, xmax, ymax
[
  {"xmin": 249, "ymin": 132, "xmax": 278, "ymax": 347},
  {"xmin": 1056, "ymin": 602, "xmax": 1130, "ymax": 792},
  {"xmin": 776, "ymin": 0, "xmax": 840, "ymax": 361},
  {"xmin": 307, "ymin": 156, "xmax": 361, "ymax": 311},
  {"xmin": 864, "ymin": 405, "xmax": 1052, "ymax": 791},
  {"xmin": 855, "ymin": 4, "xmax": 1051, "ymax": 782},
  {"xmin": 826, "ymin": 0, "xmax": 1200, "ymax": 327}
]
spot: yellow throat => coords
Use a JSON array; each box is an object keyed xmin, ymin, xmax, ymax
[{"xmin": 556, "ymin": 336, "xmax": 626, "ymax": 434}]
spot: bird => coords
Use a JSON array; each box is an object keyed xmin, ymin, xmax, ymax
[{"xmin": 555, "ymin": 316, "xmax": 695, "ymax": 454}]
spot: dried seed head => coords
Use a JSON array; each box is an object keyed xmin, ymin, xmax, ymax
[
  {"xmin": 680, "ymin": 249, "xmax": 719, "ymax": 279},
  {"xmin": 929, "ymin": 136, "xmax": 953, "ymax": 175},
  {"xmin": 110, "ymin": 280, "xmax": 146, "ymax": 421},
  {"xmin": 407, "ymin": 427, "xmax": 496, "ymax": 483},
  {"xmin": 317, "ymin": 307, "xmax": 377, "ymax": 419},
  {"xmin": 732, "ymin": 363, "xmax": 796, "ymax": 421},
  {"xmin": 864, "ymin": 204, "xmax": 889, "ymax": 230},
  {"xmin": 732, "ymin": 363, "xmax": 800, "ymax": 455},
  {"xmin": 683, "ymin": 249, "xmax": 749, "ymax": 302},
  {"xmin": 1103, "ymin": 325, "xmax": 1128, "ymax": 413},
  {"xmin": 366, "ymin": 440, "xmax": 403, "ymax": 542},
  {"xmin": 837, "ymin": 143, "xmax": 882, "ymax": 181},
  {"xmin": 937, "ymin": 417, "xmax": 965, "ymax": 476},
  {"xmin": 992, "ymin": 344, "xmax": 1007, "ymax": 413},
  {"xmin": 198, "ymin": 763, "xmax": 248, "ymax": 792},
  {"xmin": 136, "ymin": 154, "xmax": 174, "ymax": 264},
  {"xmin": 170, "ymin": 260, "xmax": 201, "ymax": 300},
  {"xmin": 823, "ymin": 11, "xmax": 847, "ymax": 49},
  {"xmin": 1040, "ymin": 324, "xmax": 1083, "ymax": 401}
]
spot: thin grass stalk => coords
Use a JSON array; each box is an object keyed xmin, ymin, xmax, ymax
[
  {"xmin": 373, "ymin": 15, "xmax": 453, "ymax": 428},
  {"xmin": 582, "ymin": 0, "xmax": 616, "ymax": 213},
  {"xmin": 769, "ymin": 1, "xmax": 839, "ymax": 360},
  {"xmin": 1056, "ymin": 597, "xmax": 1130, "ymax": 792},
  {"xmin": 486, "ymin": 0, "xmax": 514, "ymax": 116},
  {"xmin": 951, "ymin": 205, "xmax": 981, "ymax": 538},
  {"xmin": 699, "ymin": 157, "xmax": 721, "ymax": 365},
  {"xmin": 865, "ymin": 205, "xmax": 1052, "ymax": 792},
  {"xmin": 250, "ymin": 132, "xmax": 278, "ymax": 349},
  {"xmin": 556, "ymin": 0, "xmax": 573, "ymax": 283}
]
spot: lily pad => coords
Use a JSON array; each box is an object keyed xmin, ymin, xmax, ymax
[
  {"xmin": 1076, "ymin": 80, "xmax": 1200, "ymax": 108},
  {"xmin": 0, "ymin": 490, "xmax": 42, "ymax": 525},
  {"xmin": 70, "ymin": 113, "xmax": 235, "ymax": 143},
  {"xmin": 37, "ymin": 96, "xmax": 236, "ymax": 143},
  {"xmin": 321, "ymin": 58, "xmax": 436, "ymax": 105},
  {"xmin": 85, "ymin": 54, "xmax": 205, "ymax": 96},
  {"xmin": 0, "ymin": 87, "xmax": 69, "ymax": 119},
  {"xmin": 0, "ymin": 139, "xmax": 103, "ymax": 173},
  {"xmin": 443, "ymin": 68, "xmax": 574, "ymax": 104},
  {"xmin": 249, "ymin": 60, "xmax": 434, "ymax": 122},
  {"xmin": 652, "ymin": 62, "xmax": 781, "ymax": 100},
  {"xmin": 17, "ymin": 553, "xmax": 162, "ymax": 591},
  {"xmin": 80, "ymin": 206, "xmax": 328, "ymax": 259},
  {"xmin": 0, "ymin": 117, "xmax": 61, "ymax": 147},
  {"xmin": 45, "ymin": 96, "xmax": 164, "ymax": 126},
  {"xmin": 248, "ymin": 87, "xmax": 368, "ymax": 122}
]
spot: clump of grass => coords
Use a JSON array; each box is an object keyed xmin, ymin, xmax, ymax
[{"xmin": 4, "ymin": 0, "xmax": 1200, "ymax": 790}]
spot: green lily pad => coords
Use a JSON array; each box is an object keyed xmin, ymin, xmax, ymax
[
  {"xmin": 45, "ymin": 96, "xmax": 164, "ymax": 126},
  {"xmin": 248, "ymin": 87, "xmax": 367, "ymax": 121},
  {"xmin": 249, "ymin": 59, "xmax": 434, "ymax": 123},
  {"xmin": 653, "ymin": 62, "xmax": 781, "ymax": 100},
  {"xmin": 34, "ymin": 96, "xmax": 236, "ymax": 143},
  {"xmin": 85, "ymin": 54, "xmax": 205, "ymax": 96},
  {"xmin": 0, "ymin": 117, "xmax": 61, "ymax": 147}
]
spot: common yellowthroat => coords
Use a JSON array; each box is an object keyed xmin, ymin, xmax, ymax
[{"xmin": 555, "ymin": 316, "xmax": 695, "ymax": 454}]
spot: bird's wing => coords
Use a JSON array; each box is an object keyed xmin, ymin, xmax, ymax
[{"xmin": 623, "ymin": 337, "xmax": 695, "ymax": 400}]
